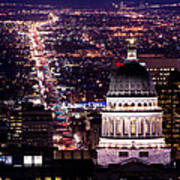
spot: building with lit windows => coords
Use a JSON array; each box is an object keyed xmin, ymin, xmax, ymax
[
  {"xmin": 22, "ymin": 105, "xmax": 53, "ymax": 147},
  {"xmin": 141, "ymin": 58, "xmax": 180, "ymax": 87},
  {"xmin": 174, "ymin": 115, "xmax": 180, "ymax": 159},
  {"xmin": 0, "ymin": 108, "xmax": 9, "ymax": 146},
  {"xmin": 156, "ymin": 70, "xmax": 180, "ymax": 160},
  {"xmin": 97, "ymin": 42, "xmax": 171, "ymax": 166},
  {"xmin": 8, "ymin": 110, "xmax": 23, "ymax": 146},
  {"xmin": 135, "ymin": 59, "xmax": 180, "ymax": 160}
]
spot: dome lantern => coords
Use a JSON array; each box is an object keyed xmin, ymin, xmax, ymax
[{"xmin": 126, "ymin": 38, "xmax": 138, "ymax": 61}]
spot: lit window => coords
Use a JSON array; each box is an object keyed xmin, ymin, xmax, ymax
[
  {"xmin": 117, "ymin": 121, "xmax": 121, "ymax": 134},
  {"xmin": 131, "ymin": 122, "xmax": 135, "ymax": 134},
  {"xmin": 34, "ymin": 156, "xmax": 43, "ymax": 166},
  {"xmin": 145, "ymin": 122, "xmax": 149, "ymax": 133},
  {"xmin": 45, "ymin": 177, "xmax": 51, "ymax": 180},
  {"xmin": 55, "ymin": 177, "xmax": 62, "ymax": 180},
  {"xmin": 24, "ymin": 156, "xmax": 33, "ymax": 166},
  {"xmin": 35, "ymin": 178, "xmax": 41, "ymax": 180},
  {"xmin": 4, "ymin": 156, "xmax": 12, "ymax": 165},
  {"xmin": 153, "ymin": 121, "xmax": 156, "ymax": 134}
]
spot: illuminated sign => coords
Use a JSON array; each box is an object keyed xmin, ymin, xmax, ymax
[
  {"xmin": 77, "ymin": 101, "xmax": 106, "ymax": 107},
  {"xmin": 116, "ymin": 62, "xmax": 124, "ymax": 67}
]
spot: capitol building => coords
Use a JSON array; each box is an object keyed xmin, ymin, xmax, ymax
[{"xmin": 97, "ymin": 40, "xmax": 171, "ymax": 166}]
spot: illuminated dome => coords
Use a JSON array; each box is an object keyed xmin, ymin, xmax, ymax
[
  {"xmin": 107, "ymin": 61, "xmax": 157, "ymax": 97},
  {"xmin": 97, "ymin": 41, "xmax": 170, "ymax": 167}
]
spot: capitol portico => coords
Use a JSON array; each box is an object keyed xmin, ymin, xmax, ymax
[{"xmin": 101, "ymin": 112, "xmax": 162, "ymax": 139}]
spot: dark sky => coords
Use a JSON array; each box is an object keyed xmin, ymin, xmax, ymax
[{"xmin": 1, "ymin": 0, "xmax": 180, "ymax": 8}]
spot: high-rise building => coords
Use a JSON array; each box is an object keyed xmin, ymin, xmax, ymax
[
  {"xmin": 97, "ymin": 41, "xmax": 170, "ymax": 166},
  {"xmin": 0, "ymin": 104, "xmax": 9, "ymax": 146},
  {"xmin": 174, "ymin": 115, "xmax": 180, "ymax": 160},
  {"xmin": 140, "ymin": 58, "xmax": 180, "ymax": 87},
  {"xmin": 8, "ymin": 109, "xmax": 23, "ymax": 146},
  {"xmin": 22, "ymin": 105, "xmax": 53, "ymax": 148},
  {"xmin": 156, "ymin": 70, "xmax": 180, "ymax": 160},
  {"xmin": 134, "ymin": 57, "xmax": 180, "ymax": 160}
]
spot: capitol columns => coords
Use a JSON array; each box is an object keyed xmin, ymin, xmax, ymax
[
  {"xmin": 108, "ymin": 117, "xmax": 111, "ymax": 137},
  {"xmin": 113, "ymin": 117, "xmax": 116, "ymax": 137},
  {"xmin": 101, "ymin": 117, "xmax": 104, "ymax": 136},
  {"xmin": 155, "ymin": 118, "xmax": 158, "ymax": 136},
  {"xmin": 136, "ymin": 118, "xmax": 139, "ymax": 137},
  {"xmin": 120, "ymin": 118, "xmax": 123, "ymax": 136},
  {"xmin": 150, "ymin": 117, "xmax": 153, "ymax": 136},
  {"xmin": 138, "ymin": 117, "xmax": 141, "ymax": 135},
  {"xmin": 128, "ymin": 117, "xmax": 131, "ymax": 137},
  {"xmin": 143, "ymin": 118, "xmax": 146, "ymax": 137},
  {"xmin": 159, "ymin": 117, "xmax": 162, "ymax": 136}
]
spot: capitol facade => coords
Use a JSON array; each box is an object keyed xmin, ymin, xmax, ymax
[{"xmin": 97, "ymin": 42, "xmax": 171, "ymax": 166}]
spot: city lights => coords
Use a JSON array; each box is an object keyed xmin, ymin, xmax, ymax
[{"xmin": 0, "ymin": 1, "xmax": 179, "ymax": 179}]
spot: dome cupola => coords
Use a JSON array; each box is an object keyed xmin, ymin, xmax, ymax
[{"xmin": 107, "ymin": 61, "xmax": 157, "ymax": 97}]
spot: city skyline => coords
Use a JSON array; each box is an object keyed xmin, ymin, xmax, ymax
[
  {"xmin": 1, "ymin": 0, "xmax": 180, "ymax": 8},
  {"xmin": 0, "ymin": 1, "xmax": 179, "ymax": 179}
]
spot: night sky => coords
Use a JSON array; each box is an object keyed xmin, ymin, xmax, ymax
[{"xmin": 1, "ymin": 0, "xmax": 180, "ymax": 8}]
